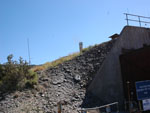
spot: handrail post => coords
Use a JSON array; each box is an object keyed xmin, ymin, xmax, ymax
[
  {"xmin": 106, "ymin": 105, "xmax": 111, "ymax": 113},
  {"xmin": 138, "ymin": 16, "xmax": 141, "ymax": 27},
  {"xmin": 126, "ymin": 14, "xmax": 129, "ymax": 26},
  {"xmin": 127, "ymin": 81, "xmax": 131, "ymax": 113},
  {"xmin": 117, "ymin": 102, "xmax": 119, "ymax": 113},
  {"xmin": 57, "ymin": 102, "xmax": 62, "ymax": 113}
]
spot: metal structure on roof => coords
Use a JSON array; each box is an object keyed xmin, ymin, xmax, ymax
[{"xmin": 124, "ymin": 13, "xmax": 150, "ymax": 27}]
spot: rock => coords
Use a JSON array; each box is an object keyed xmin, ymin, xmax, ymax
[
  {"xmin": 41, "ymin": 78, "xmax": 49, "ymax": 82},
  {"xmin": 74, "ymin": 74, "xmax": 81, "ymax": 82},
  {"xmin": 0, "ymin": 40, "xmax": 116, "ymax": 113},
  {"xmin": 41, "ymin": 94, "xmax": 45, "ymax": 97},
  {"xmin": 51, "ymin": 75, "xmax": 65, "ymax": 85}
]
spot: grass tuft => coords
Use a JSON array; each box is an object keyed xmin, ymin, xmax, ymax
[
  {"xmin": 31, "ymin": 44, "xmax": 98, "ymax": 72},
  {"xmin": 31, "ymin": 52, "xmax": 80, "ymax": 72}
]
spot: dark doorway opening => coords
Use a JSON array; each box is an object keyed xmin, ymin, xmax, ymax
[{"xmin": 120, "ymin": 46, "xmax": 150, "ymax": 111}]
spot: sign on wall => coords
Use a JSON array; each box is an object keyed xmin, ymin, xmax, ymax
[
  {"xmin": 135, "ymin": 80, "xmax": 150, "ymax": 100},
  {"xmin": 142, "ymin": 99, "xmax": 150, "ymax": 111}
]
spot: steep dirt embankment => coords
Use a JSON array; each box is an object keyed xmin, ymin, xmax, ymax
[{"xmin": 0, "ymin": 40, "xmax": 116, "ymax": 113}]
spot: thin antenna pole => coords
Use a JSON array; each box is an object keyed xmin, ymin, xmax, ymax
[
  {"xmin": 126, "ymin": 8, "xmax": 129, "ymax": 26},
  {"xmin": 127, "ymin": 8, "xmax": 129, "ymax": 14},
  {"xmin": 27, "ymin": 38, "xmax": 31, "ymax": 65}
]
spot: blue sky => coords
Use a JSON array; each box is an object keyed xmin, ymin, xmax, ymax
[{"xmin": 0, "ymin": 0, "xmax": 150, "ymax": 64}]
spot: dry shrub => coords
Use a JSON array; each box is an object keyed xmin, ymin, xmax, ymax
[{"xmin": 31, "ymin": 66, "xmax": 45, "ymax": 72}]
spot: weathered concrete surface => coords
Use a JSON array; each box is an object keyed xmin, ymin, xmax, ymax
[{"xmin": 88, "ymin": 26, "xmax": 150, "ymax": 107}]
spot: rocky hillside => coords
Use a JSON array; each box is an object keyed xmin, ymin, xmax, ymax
[{"xmin": 0, "ymin": 39, "xmax": 116, "ymax": 113}]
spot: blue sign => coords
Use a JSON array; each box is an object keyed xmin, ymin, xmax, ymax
[{"xmin": 135, "ymin": 80, "xmax": 150, "ymax": 100}]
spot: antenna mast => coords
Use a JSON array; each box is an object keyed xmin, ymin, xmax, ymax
[{"xmin": 27, "ymin": 38, "xmax": 31, "ymax": 65}]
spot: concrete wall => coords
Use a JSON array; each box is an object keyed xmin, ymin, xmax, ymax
[{"xmin": 88, "ymin": 26, "xmax": 150, "ymax": 107}]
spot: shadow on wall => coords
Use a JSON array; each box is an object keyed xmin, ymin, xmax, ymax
[{"xmin": 81, "ymin": 91, "xmax": 102, "ymax": 108}]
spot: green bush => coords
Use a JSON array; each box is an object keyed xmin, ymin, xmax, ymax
[{"xmin": 0, "ymin": 54, "xmax": 38, "ymax": 93}]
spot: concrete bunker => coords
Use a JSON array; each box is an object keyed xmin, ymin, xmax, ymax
[{"xmin": 88, "ymin": 26, "xmax": 150, "ymax": 111}]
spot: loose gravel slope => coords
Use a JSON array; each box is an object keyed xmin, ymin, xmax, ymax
[{"xmin": 0, "ymin": 39, "xmax": 116, "ymax": 113}]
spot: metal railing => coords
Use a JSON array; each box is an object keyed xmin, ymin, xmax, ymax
[
  {"xmin": 80, "ymin": 102, "xmax": 119, "ymax": 113},
  {"xmin": 124, "ymin": 13, "xmax": 150, "ymax": 27},
  {"xmin": 124, "ymin": 101, "xmax": 139, "ymax": 113}
]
